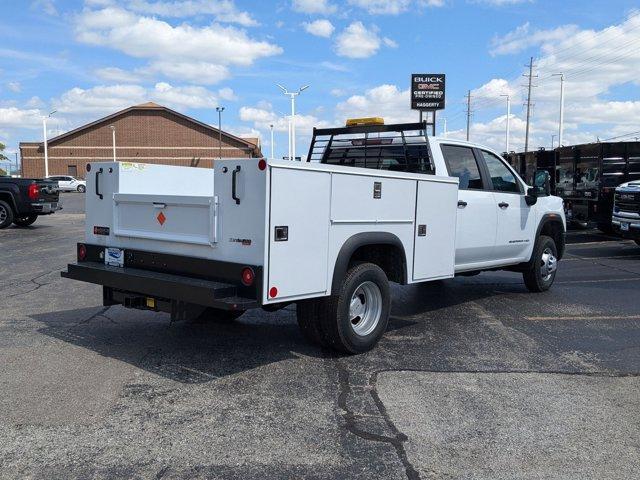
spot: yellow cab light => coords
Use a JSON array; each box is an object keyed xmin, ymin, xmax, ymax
[{"xmin": 345, "ymin": 117, "xmax": 385, "ymax": 127}]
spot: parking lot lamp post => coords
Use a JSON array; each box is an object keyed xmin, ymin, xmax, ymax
[
  {"xmin": 270, "ymin": 124, "xmax": 274, "ymax": 160},
  {"xmin": 109, "ymin": 125, "xmax": 116, "ymax": 161},
  {"xmin": 216, "ymin": 106, "xmax": 225, "ymax": 162},
  {"xmin": 42, "ymin": 110, "xmax": 56, "ymax": 178}
]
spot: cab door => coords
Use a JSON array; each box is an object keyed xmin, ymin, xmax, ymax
[
  {"xmin": 440, "ymin": 144, "xmax": 497, "ymax": 267},
  {"xmin": 478, "ymin": 150, "xmax": 536, "ymax": 262}
]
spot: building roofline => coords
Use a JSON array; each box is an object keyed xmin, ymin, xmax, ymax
[{"xmin": 20, "ymin": 103, "xmax": 259, "ymax": 154}]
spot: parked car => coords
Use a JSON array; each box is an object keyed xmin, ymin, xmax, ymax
[
  {"xmin": 47, "ymin": 175, "xmax": 86, "ymax": 193},
  {"xmin": 612, "ymin": 180, "xmax": 640, "ymax": 245},
  {"xmin": 62, "ymin": 119, "xmax": 565, "ymax": 353},
  {"xmin": 0, "ymin": 175, "xmax": 61, "ymax": 228}
]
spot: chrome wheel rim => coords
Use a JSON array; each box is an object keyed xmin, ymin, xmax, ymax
[
  {"xmin": 349, "ymin": 281, "xmax": 382, "ymax": 337},
  {"xmin": 0, "ymin": 205, "xmax": 7, "ymax": 223},
  {"xmin": 540, "ymin": 247, "xmax": 557, "ymax": 281}
]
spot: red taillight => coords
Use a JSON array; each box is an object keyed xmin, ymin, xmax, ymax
[
  {"xmin": 78, "ymin": 244, "xmax": 87, "ymax": 261},
  {"xmin": 28, "ymin": 183, "xmax": 39, "ymax": 200},
  {"xmin": 241, "ymin": 267, "xmax": 255, "ymax": 286},
  {"xmin": 258, "ymin": 159, "xmax": 267, "ymax": 171}
]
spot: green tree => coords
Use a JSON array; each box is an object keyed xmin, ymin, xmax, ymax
[{"xmin": 0, "ymin": 142, "xmax": 9, "ymax": 175}]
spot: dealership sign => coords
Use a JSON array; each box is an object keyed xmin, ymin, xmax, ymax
[{"xmin": 411, "ymin": 74, "xmax": 445, "ymax": 111}]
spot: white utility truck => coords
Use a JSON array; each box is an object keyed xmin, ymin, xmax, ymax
[{"xmin": 62, "ymin": 120, "xmax": 566, "ymax": 353}]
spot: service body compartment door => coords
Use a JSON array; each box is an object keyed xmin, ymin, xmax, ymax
[
  {"xmin": 267, "ymin": 167, "xmax": 331, "ymax": 302},
  {"xmin": 413, "ymin": 180, "xmax": 458, "ymax": 281}
]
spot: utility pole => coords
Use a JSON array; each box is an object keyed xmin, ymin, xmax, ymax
[
  {"xmin": 109, "ymin": 125, "xmax": 116, "ymax": 161},
  {"xmin": 466, "ymin": 90, "xmax": 472, "ymax": 141},
  {"xmin": 277, "ymin": 84, "xmax": 309, "ymax": 160},
  {"xmin": 14, "ymin": 152, "xmax": 18, "ymax": 175},
  {"xmin": 501, "ymin": 94, "xmax": 511, "ymax": 153},
  {"xmin": 552, "ymin": 73, "xmax": 565, "ymax": 147},
  {"xmin": 523, "ymin": 57, "xmax": 537, "ymax": 152},
  {"xmin": 551, "ymin": 134, "xmax": 557, "ymax": 149},
  {"xmin": 216, "ymin": 106, "xmax": 225, "ymax": 162},
  {"xmin": 269, "ymin": 124, "xmax": 274, "ymax": 160}
]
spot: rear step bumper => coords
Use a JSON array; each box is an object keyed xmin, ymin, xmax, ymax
[{"xmin": 61, "ymin": 262, "xmax": 257, "ymax": 311}]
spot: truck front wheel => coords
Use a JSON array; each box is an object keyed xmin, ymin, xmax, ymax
[
  {"xmin": 0, "ymin": 200, "xmax": 14, "ymax": 229},
  {"xmin": 312, "ymin": 262, "xmax": 391, "ymax": 354},
  {"xmin": 523, "ymin": 235, "xmax": 558, "ymax": 292}
]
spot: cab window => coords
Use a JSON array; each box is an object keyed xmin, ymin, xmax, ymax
[
  {"xmin": 480, "ymin": 150, "xmax": 522, "ymax": 193},
  {"xmin": 440, "ymin": 145, "xmax": 484, "ymax": 190}
]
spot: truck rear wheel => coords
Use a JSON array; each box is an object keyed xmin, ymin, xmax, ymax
[
  {"xmin": 315, "ymin": 262, "xmax": 391, "ymax": 354},
  {"xmin": 523, "ymin": 235, "xmax": 558, "ymax": 292},
  {"xmin": 13, "ymin": 214, "xmax": 38, "ymax": 227},
  {"xmin": 0, "ymin": 200, "xmax": 14, "ymax": 229}
]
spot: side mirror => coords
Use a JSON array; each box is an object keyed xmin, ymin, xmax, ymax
[{"xmin": 533, "ymin": 170, "xmax": 551, "ymax": 196}]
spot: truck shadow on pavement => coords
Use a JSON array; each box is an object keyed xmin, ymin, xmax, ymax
[{"xmin": 32, "ymin": 280, "xmax": 512, "ymax": 384}]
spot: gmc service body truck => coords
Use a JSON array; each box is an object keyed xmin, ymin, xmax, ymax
[{"xmin": 62, "ymin": 120, "xmax": 566, "ymax": 353}]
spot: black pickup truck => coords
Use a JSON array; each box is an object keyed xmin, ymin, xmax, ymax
[{"xmin": 0, "ymin": 176, "xmax": 61, "ymax": 229}]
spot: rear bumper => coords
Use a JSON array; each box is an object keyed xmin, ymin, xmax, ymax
[
  {"xmin": 62, "ymin": 262, "xmax": 257, "ymax": 311},
  {"xmin": 31, "ymin": 201, "xmax": 62, "ymax": 214}
]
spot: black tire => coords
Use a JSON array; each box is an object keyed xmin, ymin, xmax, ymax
[
  {"xmin": 597, "ymin": 222, "xmax": 613, "ymax": 234},
  {"xmin": 77, "ymin": 184, "xmax": 86, "ymax": 193},
  {"xmin": 523, "ymin": 235, "xmax": 558, "ymax": 292},
  {"xmin": 198, "ymin": 307, "xmax": 244, "ymax": 323},
  {"xmin": 297, "ymin": 299, "xmax": 329, "ymax": 348},
  {"xmin": 315, "ymin": 262, "xmax": 391, "ymax": 354},
  {"xmin": 0, "ymin": 200, "xmax": 14, "ymax": 229},
  {"xmin": 13, "ymin": 214, "xmax": 38, "ymax": 227}
]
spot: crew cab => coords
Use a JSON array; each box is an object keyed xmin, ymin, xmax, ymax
[
  {"xmin": 0, "ymin": 176, "xmax": 61, "ymax": 229},
  {"xmin": 612, "ymin": 180, "xmax": 640, "ymax": 245},
  {"xmin": 62, "ymin": 120, "xmax": 565, "ymax": 353}
]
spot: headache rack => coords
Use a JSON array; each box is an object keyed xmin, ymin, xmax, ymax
[{"xmin": 307, "ymin": 121, "xmax": 435, "ymax": 174}]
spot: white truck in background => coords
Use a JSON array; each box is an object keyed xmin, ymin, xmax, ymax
[{"xmin": 62, "ymin": 119, "xmax": 566, "ymax": 353}]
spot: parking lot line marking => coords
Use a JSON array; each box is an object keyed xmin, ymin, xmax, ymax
[
  {"xmin": 526, "ymin": 315, "xmax": 640, "ymax": 321},
  {"xmin": 557, "ymin": 277, "xmax": 640, "ymax": 284}
]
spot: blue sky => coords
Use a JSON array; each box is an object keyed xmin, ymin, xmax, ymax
[{"xmin": 1, "ymin": 0, "xmax": 639, "ymax": 167}]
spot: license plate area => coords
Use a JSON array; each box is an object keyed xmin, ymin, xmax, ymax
[
  {"xmin": 621, "ymin": 222, "xmax": 630, "ymax": 232},
  {"xmin": 105, "ymin": 247, "xmax": 124, "ymax": 267}
]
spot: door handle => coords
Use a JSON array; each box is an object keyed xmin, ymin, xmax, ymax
[
  {"xmin": 457, "ymin": 200, "xmax": 468, "ymax": 208},
  {"xmin": 95, "ymin": 168, "xmax": 103, "ymax": 200},
  {"xmin": 498, "ymin": 202, "xmax": 509, "ymax": 209},
  {"xmin": 232, "ymin": 165, "xmax": 241, "ymax": 205}
]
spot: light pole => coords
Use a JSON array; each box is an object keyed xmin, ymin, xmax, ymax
[
  {"xmin": 551, "ymin": 134, "xmax": 557, "ymax": 149},
  {"xmin": 276, "ymin": 84, "xmax": 309, "ymax": 160},
  {"xmin": 552, "ymin": 73, "xmax": 565, "ymax": 147},
  {"xmin": 42, "ymin": 110, "xmax": 56, "ymax": 177},
  {"xmin": 215, "ymin": 106, "xmax": 225, "ymax": 162},
  {"xmin": 269, "ymin": 124, "xmax": 274, "ymax": 160},
  {"xmin": 500, "ymin": 94, "xmax": 511, "ymax": 153},
  {"xmin": 109, "ymin": 125, "xmax": 116, "ymax": 161}
]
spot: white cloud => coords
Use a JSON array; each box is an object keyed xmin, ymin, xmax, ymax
[
  {"xmin": 383, "ymin": 37, "xmax": 398, "ymax": 48},
  {"xmin": 472, "ymin": 0, "xmax": 532, "ymax": 5},
  {"xmin": 95, "ymin": 66, "xmax": 141, "ymax": 83},
  {"xmin": 31, "ymin": 0, "xmax": 58, "ymax": 16},
  {"xmin": 336, "ymin": 84, "xmax": 414, "ymax": 124},
  {"xmin": 6, "ymin": 82, "xmax": 22, "ymax": 93},
  {"xmin": 330, "ymin": 88, "xmax": 347, "ymax": 97},
  {"xmin": 490, "ymin": 22, "xmax": 579, "ymax": 56},
  {"xmin": 218, "ymin": 87, "xmax": 238, "ymax": 101},
  {"xmin": 335, "ymin": 22, "xmax": 383, "ymax": 59},
  {"xmin": 347, "ymin": 0, "xmax": 411, "ymax": 15},
  {"xmin": 0, "ymin": 107, "xmax": 43, "ymax": 129},
  {"xmin": 303, "ymin": 19, "xmax": 335, "ymax": 38},
  {"xmin": 292, "ymin": 0, "xmax": 337, "ymax": 14},
  {"xmin": 75, "ymin": 6, "xmax": 282, "ymax": 84},
  {"xmin": 239, "ymin": 103, "xmax": 329, "ymax": 134},
  {"xmin": 152, "ymin": 82, "xmax": 217, "ymax": 109}
]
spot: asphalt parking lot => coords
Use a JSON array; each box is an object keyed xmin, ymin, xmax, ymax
[{"xmin": 1, "ymin": 192, "xmax": 640, "ymax": 479}]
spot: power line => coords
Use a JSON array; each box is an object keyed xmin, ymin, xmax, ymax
[{"xmin": 602, "ymin": 130, "xmax": 640, "ymax": 142}]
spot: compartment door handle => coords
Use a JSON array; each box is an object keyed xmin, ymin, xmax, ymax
[
  {"xmin": 95, "ymin": 168, "xmax": 103, "ymax": 200},
  {"xmin": 232, "ymin": 165, "xmax": 241, "ymax": 205}
]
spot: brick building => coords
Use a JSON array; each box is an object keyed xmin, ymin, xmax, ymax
[{"xmin": 20, "ymin": 102, "xmax": 261, "ymax": 179}]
